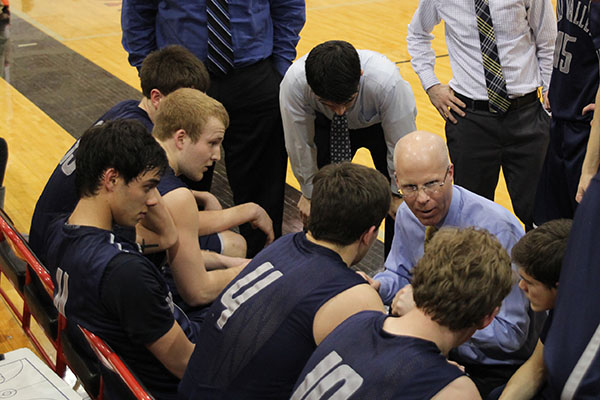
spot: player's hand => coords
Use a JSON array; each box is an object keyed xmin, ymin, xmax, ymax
[
  {"xmin": 356, "ymin": 271, "xmax": 381, "ymax": 292},
  {"xmin": 297, "ymin": 195, "xmax": 311, "ymax": 226},
  {"xmin": 576, "ymin": 171, "xmax": 595, "ymax": 203},
  {"xmin": 426, "ymin": 84, "xmax": 466, "ymax": 124},
  {"xmin": 192, "ymin": 190, "xmax": 223, "ymax": 211},
  {"xmin": 248, "ymin": 203, "xmax": 274, "ymax": 246},
  {"xmin": 391, "ymin": 284, "xmax": 416, "ymax": 316},
  {"xmin": 389, "ymin": 195, "xmax": 403, "ymax": 219},
  {"xmin": 582, "ymin": 103, "xmax": 596, "ymax": 116}
]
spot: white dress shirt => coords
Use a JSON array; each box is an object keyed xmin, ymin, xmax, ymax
[
  {"xmin": 280, "ymin": 50, "xmax": 417, "ymax": 198},
  {"xmin": 407, "ymin": 0, "xmax": 557, "ymax": 99}
]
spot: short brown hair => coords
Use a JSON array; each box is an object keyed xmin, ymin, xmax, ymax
[
  {"xmin": 153, "ymin": 88, "xmax": 229, "ymax": 142},
  {"xmin": 308, "ymin": 162, "xmax": 390, "ymax": 246},
  {"xmin": 140, "ymin": 45, "xmax": 210, "ymax": 97},
  {"xmin": 412, "ymin": 227, "xmax": 514, "ymax": 331},
  {"xmin": 512, "ymin": 219, "xmax": 572, "ymax": 289}
]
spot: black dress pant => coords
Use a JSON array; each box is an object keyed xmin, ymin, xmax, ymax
[
  {"xmin": 314, "ymin": 112, "xmax": 394, "ymax": 257},
  {"xmin": 446, "ymin": 98, "xmax": 550, "ymax": 230},
  {"xmin": 207, "ymin": 58, "xmax": 286, "ymax": 257}
]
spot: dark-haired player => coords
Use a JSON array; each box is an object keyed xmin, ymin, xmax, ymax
[
  {"xmin": 29, "ymin": 44, "xmax": 211, "ymax": 265},
  {"xmin": 496, "ymin": 219, "xmax": 572, "ymax": 399},
  {"xmin": 178, "ymin": 162, "xmax": 391, "ymax": 399},
  {"xmin": 292, "ymin": 227, "xmax": 513, "ymax": 400},
  {"xmin": 45, "ymin": 119, "xmax": 196, "ymax": 399}
]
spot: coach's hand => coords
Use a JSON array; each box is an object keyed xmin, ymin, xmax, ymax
[
  {"xmin": 427, "ymin": 84, "xmax": 466, "ymax": 124},
  {"xmin": 391, "ymin": 284, "xmax": 416, "ymax": 316},
  {"xmin": 356, "ymin": 271, "xmax": 381, "ymax": 292}
]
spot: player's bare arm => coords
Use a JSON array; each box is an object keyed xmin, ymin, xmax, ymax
[
  {"xmin": 163, "ymin": 187, "xmax": 243, "ymax": 306},
  {"xmin": 146, "ymin": 321, "xmax": 195, "ymax": 379},
  {"xmin": 136, "ymin": 190, "xmax": 178, "ymax": 253}
]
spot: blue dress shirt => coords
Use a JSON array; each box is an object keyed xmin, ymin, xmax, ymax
[
  {"xmin": 121, "ymin": 0, "xmax": 305, "ymax": 76},
  {"xmin": 376, "ymin": 185, "xmax": 543, "ymax": 366}
]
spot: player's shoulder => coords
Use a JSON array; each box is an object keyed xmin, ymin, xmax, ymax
[{"xmin": 431, "ymin": 376, "xmax": 480, "ymax": 400}]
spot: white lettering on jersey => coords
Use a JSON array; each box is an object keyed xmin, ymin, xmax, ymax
[
  {"xmin": 53, "ymin": 267, "xmax": 69, "ymax": 316},
  {"xmin": 217, "ymin": 262, "xmax": 282, "ymax": 329},
  {"xmin": 59, "ymin": 140, "xmax": 80, "ymax": 176},
  {"xmin": 553, "ymin": 31, "xmax": 577, "ymax": 74},
  {"xmin": 291, "ymin": 351, "xmax": 363, "ymax": 400}
]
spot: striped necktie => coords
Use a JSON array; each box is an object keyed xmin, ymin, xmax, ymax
[
  {"xmin": 330, "ymin": 113, "xmax": 352, "ymax": 163},
  {"xmin": 207, "ymin": 0, "xmax": 234, "ymax": 75},
  {"xmin": 474, "ymin": 0, "xmax": 510, "ymax": 113}
]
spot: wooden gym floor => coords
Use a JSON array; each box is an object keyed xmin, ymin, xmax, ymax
[{"xmin": 0, "ymin": 0, "xmax": 532, "ymax": 357}]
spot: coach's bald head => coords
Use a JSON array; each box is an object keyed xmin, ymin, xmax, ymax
[{"xmin": 393, "ymin": 131, "xmax": 453, "ymax": 226}]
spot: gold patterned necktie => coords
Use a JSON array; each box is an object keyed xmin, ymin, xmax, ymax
[
  {"xmin": 474, "ymin": 0, "xmax": 510, "ymax": 113},
  {"xmin": 424, "ymin": 225, "xmax": 439, "ymax": 251}
]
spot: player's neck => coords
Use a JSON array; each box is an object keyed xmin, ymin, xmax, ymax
[
  {"xmin": 305, "ymin": 231, "xmax": 357, "ymax": 267},
  {"xmin": 155, "ymin": 139, "xmax": 179, "ymax": 175},
  {"xmin": 382, "ymin": 308, "xmax": 465, "ymax": 356},
  {"xmin": 138, "ymin": 97, "xmax": 156, "ymax": 123},
  {"xmin": 68, "ymin": 196, "xmax": 114, "ymax": 231}
]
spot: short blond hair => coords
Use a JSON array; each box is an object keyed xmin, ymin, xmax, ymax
[
  {"xmin": 412, "ymin": 227, "xmax": 514, "ymax": 331},
  {"xmin": 153, "ymin": 88, "xmax": 229, "ymax": 142}
]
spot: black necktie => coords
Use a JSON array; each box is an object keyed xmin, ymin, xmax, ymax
[{"xmin": 330, "ymin": 114, "xmax": 352, "ymax": 163}]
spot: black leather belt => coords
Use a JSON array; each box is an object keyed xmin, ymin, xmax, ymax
[{"xmin": 455, "ymin": 91, "xmax": 539, "ymax": 113}]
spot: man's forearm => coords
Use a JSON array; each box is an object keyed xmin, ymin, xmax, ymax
[
  {"xmin": 202, "ymin": 251, "xmax": 248, "ymax": 271},
  {"xmin": 197, "ymin": 203, "xmax": 262, "ymax": 236},
  {"xmin": 581, "ymin": 88, "xmax": 600, "ymax": 178},
  {"xmin": 499, "ymin": 341, "xmax": 546, "ymax": 400},
  {"xmin": 270, "ymin": 0, "xmax": 305, "ymax": 76}
]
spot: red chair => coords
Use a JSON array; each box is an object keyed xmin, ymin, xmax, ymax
[
  {"xmin": 79, "ymin": 326, "xmax": 154, "ymax": 400},
  {"xmin": 0, "ymin": 207, "xmax": 66, "ymax": 375}
]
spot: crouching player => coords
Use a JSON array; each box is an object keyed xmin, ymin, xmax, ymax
[
  {"xmin": 496, "ymin": 219, "xmax": 572, "ymax": 399},
  {"xmin": 178, "ymin": 162, "xmax": 390, "ymax": 399},
  {"xmin": 292, "ymin": 227, "xmax": 514, "ymax": 399}
]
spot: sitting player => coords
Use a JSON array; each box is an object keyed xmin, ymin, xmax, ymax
[
  {"xmin": 152, "ymin": 88, "xmax": 269, "ymax": 308},
  {"xmin": 291, "ymin": 227, "xmax": 513, "ymax": 400},
  {"xmin": 30, "ymin": 45, "xmax": 269, "ymax": 266},
  {"xmin": 45, "ymin": 120, "xmax": 197, "ymax": 399},
  {"xmin": 496, "ymin": 219, "xmax": 572, "ymax": 400},
  {"xmin": 178, "ymin": 162, "xmax": 390, "ymax": 399}
]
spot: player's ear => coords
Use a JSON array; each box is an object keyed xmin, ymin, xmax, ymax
[
  {"xmin": 150, "ymin": 89, "xmax": 164, "ymax": 109},
  {"xmin": 360, "ymin": 225, "xmax": 378, "ymax": 247},
  {"xmin": 174, "ymin": 129, "xmax": 188, "ymax": 150},
  {"xmin": 102, "ymin": 168, "xmax": 120, "ymax": 192}
]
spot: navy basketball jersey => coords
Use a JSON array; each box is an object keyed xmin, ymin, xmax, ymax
[
  {"xmin": 292, "ymin": 311, "xmax": 464, "ymax": 400},
  {"xmin": 46, "ymin": 217, "xmax": 194, "ymax": 399},
  {"xmin": 544, "ymin": 172, "xmax": 600, "ymax": 398},
  {"xmin": 549, "ymin": 0, "xmax": 600, "ymax": 122},
  {"xmin": 29, "ymin": 100, "xmax": 151, "ymax": 266},
  {"xmin": 178, "ymin": 232, "xmax": 366, "ymax": 400},
  {"xmin": 157, "ymin": 165, "xmax": 186, "ymax": 196}
]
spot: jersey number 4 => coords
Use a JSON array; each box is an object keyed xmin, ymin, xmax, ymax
[{"xmin": 217, "ymin": 262, "xmax": 283, "ymax": 329}]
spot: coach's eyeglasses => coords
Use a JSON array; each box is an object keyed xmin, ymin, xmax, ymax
[{"xmin": 397, "ymin": 165, "xmax": 450, "ymax": 199}]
